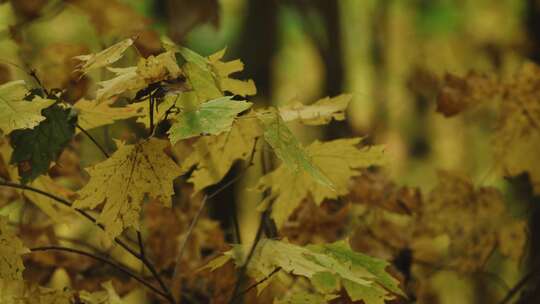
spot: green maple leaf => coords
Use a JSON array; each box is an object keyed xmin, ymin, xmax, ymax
[
  {"xmin": 179, "ymin": 47, "xmax": 222, "ymax": 104},
  {"xmin": 0, "ymin": 81, "xmax": 55, "ymax": 135},
  {"xmin": 204, "ymin": 239, "xmax": 403, "ymax": 303},
  {"xmin": 10, "ymin": 105, "xmax": 77, "ymax": 184},
  {"xmin": 256, "ymin": 108, "xmax": 333, "ymax": 188},
  {"xmin": 168, "ymin": 96, "xmax": 252, "ymax": 143}
]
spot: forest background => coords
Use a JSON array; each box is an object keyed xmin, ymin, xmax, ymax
[{"xmin": 0, "ymin": 0, "xmax": 539, "ymax": 304}]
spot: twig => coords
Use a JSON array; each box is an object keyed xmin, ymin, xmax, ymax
[
  {"xmin": 137, "ymin": 231, "xmax": 146, "ymax": 260},
  {"xmin": 76, "ymin": 124, "xmax": 110, "ymax": 158},
  {"xmin": 30, "ymin": 246, "xmax": 169, "ymax": 300},
  {"xmin": 229, "ymin": 209, "xmax": 268, "ymax": 304},
  {"xmin": 230, "ymin": 267, "xmax": 281, "ymax": 301},
  {"xmin": 149, "ymin": 94, "xmax": 155, "ymax": 136},
  {"xmin": 170, "ymin": 137, "xmax": 260, "ymax": 301},
  {"xmin": 497, "ymin": 265, "xmax": 540, "ymax": 304},
  {"xmin": 0, "ymin": 180, "xmax": 175, "ymax": 303}
]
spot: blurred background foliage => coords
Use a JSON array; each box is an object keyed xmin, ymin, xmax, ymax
[{"xmin": 0, "ymin": 0, "xmax": 539, "ymax": 303}]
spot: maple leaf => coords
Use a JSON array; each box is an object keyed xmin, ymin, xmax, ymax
[
  {"xmin": 176, "ymin": 46, "xmax": 229, "ymax": 104},
  {"xmin": 79, "ymin": 281, "xmax": 124, "ymax": 304},
  {"xmin": 96, "ymin": 51, "xmax": 182, "ymax": 101},
  {"xmin": 176, "ymin": 118, "xmax": 260, "ymax": 193},
  {"xmin": 0, "ymin": 280, "xmax": 75, "ymax": 304},
  {"xmin": 0, "ymin": 216, "xmax": 29, "ymax": 281},
  {"xmin": 168, "ymin": 96, "xmax": 252, "ymax": 143},
  {"xmin": 96, "ymin": 67, "xmax": 144, "ymax": 101},
  {"xmin": 73, "ymin": 138, "xmax": 180, "ymax": 240},
  {"xmin": 256, "ymin": 138, "xmax": 384, "ymax": 228},
  {"xmin": 417, "ymin": 171, "xmax": 526, "ymax": 272},
  {"xmin": 256, "ymin": 108, "xmax": 332, "ymax": 188},
  {"xmin": 205, "ymin": 239, "xmax": 402, "ymax": 302},
  {"xmin": 74, "ymin": 98, "xmax": 144, "ymax": 132},
  {"xmin": 134, "ymin": 94, "xmax": 180, "ymax": 129},
  {"xmin": 0, "ymin": 81, "xmax": 55, "ymax": 135},
  {"xmin": 74, "ymin": 38, "xmax": 133, "ymax": 74},
  {"xmin": 10, "ymin": 105, "xmax": 77, "ymax": 184},
  {"xmin": 436, "ymin": 71, "xmax": 499, "ymax": 117},
  {"xmin": 208, "ymin": 48, "xmax": 257, "ymax": 97},
  {"xmin": 494, "ymin": 63, "xmax": 540, "ymax": 194},
  {"xmin": 278, "ymin": 94, "xmax": 352, "ymax": 125},
  {"xmin": 275, "ymin": 292, "xmax": 338, "ymax": 304}
]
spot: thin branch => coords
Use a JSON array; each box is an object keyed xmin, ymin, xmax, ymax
[
  {"xmin": 0, "ymin": 180, "xmax": 174, "ymax": 303},
  {"xmin": 149, "ymin": 94, "xmax": 155, "ymax": 136},
  {"xmin": 0, "ymin": 180, "xmax": 140, "ymax": 259},
  {"xmin": 229, "ymin": 208, "xmax": 268, "ymax": 304},
  {"xmin": 231, "ymin": 267, "xmax": 281, "ymax": 301},
  {"xmin": 137, "ymin": 231, "xmax": 146, "ymax": 260},
  {"xmin": 77, "ymin": 124, "xmax": 110, "ymax": 158},
  {"xmin": 497, "ymin": 265, "xmax": 540, "ymax": 304},
  {"xmin": 30, "ymin": 246, "xmax": 169, "ymax": 300},
  {"xmin": 0, "ymin": 180, "xmax": 168, "ymax": 299}
]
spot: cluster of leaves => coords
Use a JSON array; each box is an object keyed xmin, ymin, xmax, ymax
[
  {"xmin": 0, "ymin": 35, "xmax": 399, "ymax": 303},
  {"xmin": 436, "ymin": 63, "xmax": 540, "ymax": 194}
]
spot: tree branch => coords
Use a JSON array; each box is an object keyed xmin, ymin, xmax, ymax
[
  {"xmin": 30, "ymin": 246, "xmax": 169, "ymax": 300},
  {"xmin": 498, "ymin": 265, "xmax": 540, "ymax": 304},
  {"xmin": 77, "ymin": 124, "xmax": 110, "ymax": 158},
  {"xmin": 0, "ymin": 179, "xmax": 174, "ymax": 303}
]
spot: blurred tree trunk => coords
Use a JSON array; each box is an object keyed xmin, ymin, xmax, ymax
[
  {"xmin": 235, "ymin": 0, "xmax": 278, "ymax": 103},
  {"xmin": 294, "ymin": 0, "xmax": 349, "ymax": 139},
  {"xmin": 516, "ymin": 1, "xmax": 540, "ymax": 303},
  {"xmin": 371, "ymin": 0, "xmax": 390, "ymax": 136}
]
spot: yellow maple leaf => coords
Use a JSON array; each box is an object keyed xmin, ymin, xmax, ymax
[
  {"xmin": 96, "ymin": 51, "xmax": 182, "ymax": 101},
  {"xmin": 279, "ymin": 94, "xmax": 352, "ymax": 125},
  {"xmin": 0, "ymin": 280, "xmax": 74, "ymax": 304},
  {"xmin": 74, "ymin": 38, "xmax": 134, "ymax": 74},
  {"xmin": 0, "ymin": 81, "xmax": 55, "ymax": 134},
  {"xmin": 96, "ymin": 67, "xmax": 144, "ymax": 101},
  {"xmin": 418, "ymin": 171, "xmax": 526, "ymax": 272},
  {"xmin": 256, "ymin": 138, "xmax": 386, "ymax": 228},
  {"xmin": 74, "ymin": 98, "xmax": 145, "ymax": 132},
  {"xmin": 73, "ymin": 138, "xmax": 180, "ymax": 239},
  {"xmin": 208, "ymin": 48, "xmax": 257, "ymax": 97},
  {"xmin": 0, "ymin": 216, "xmax": 29, "ymax": 281},
  {"xmin": 175, "ymin": 118, "xmax": 260, "ymax": 193},
  {"xmin": 494, "ymin": 63, "xmax": 540, "ymax": 194}
]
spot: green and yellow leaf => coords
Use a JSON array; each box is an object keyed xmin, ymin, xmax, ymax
[
  {"xmin": 10, "ymin": 105, "xmax": 77, "ymax": 184},
  {"xmin": 256, "ymin": 138, "xmax": 385, "ymax": 228},
  {"xmin": 256, "ymin": 108, "xmax": 333, "ymax": 189},
  {"xmin": 168, "ymin": 96, "xmax": 252, "ymax": 143},
  {"xmin": 207, "ymin": 239, "xmax": 402, "ymax": 302}
]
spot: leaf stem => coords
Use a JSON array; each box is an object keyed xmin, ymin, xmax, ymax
[
  {"xmin": 30, "ymin": 246, "xmax": 170, "ymax": 300},
  {"xmin": 77, "ymin": 124, "xmax": 110, "ymax": 158}
]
